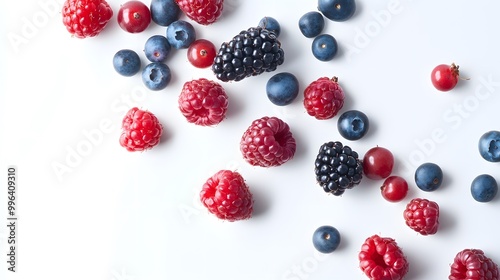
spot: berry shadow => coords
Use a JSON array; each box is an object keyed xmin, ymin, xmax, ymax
[
  {"xmin": 453, "ymin": 67, "xmax": 473, "ymax": 92},
  {"xmin": 334, "ymin": 234, "xmax": 349, "ymax": 253},
  {"xmin": 224, "ymin": 91, "xmax": 245, "ymax": 119},
  {"xmin": 159, "ymin": 123, "xmax": 172, "ymax": 145},
  {"xmin": 217, "ymin": 0, "xmax": 243, "ymax": 23},
  {"xmin": 351, "ymin": 1, "xmax": 363, "ymax": 20},
  {"xmin": 402, "ymin": 246, "xmax": 425, "ymax": 280},
  {"xmin": 337, "ymin": 81, "xmax": 356, "ymax": 111},
  {"xmin": 285, "ymin": 128, "xmax": 309, "ymax": 168},
  {"xmin": 390, "ymin": 155, "xmax": 411, "ymax": 178},
  {"xmin": 437, "ymin": 166, "xmax": 453, "ymax": 191},
  {"xmin": 251, "ymin": 186, "xmax": 271, "ymax": 219},
  {"xmin": 333, "ymin": 43, "xmax": 346, "ymax": 60},
  {"xmin": 436, "ymin": 206, "xmax": 457, "ymax": 234},
  {"xmin": 362, "ymin": 115, "xmax": 378, "ymax": 141}
]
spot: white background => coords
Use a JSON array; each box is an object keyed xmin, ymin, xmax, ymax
[{"xmin": 2, "ymin": 0, "xmax": 500, "ymax": 279}]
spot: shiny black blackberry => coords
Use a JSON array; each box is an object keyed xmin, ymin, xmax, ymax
[
  {"xmin": 315, "ymin": 141, "xmax": 363, "ymax": 196},
  {"xmin": 211, "ymin": 27, "xmax": 284, "ymax": 82}
]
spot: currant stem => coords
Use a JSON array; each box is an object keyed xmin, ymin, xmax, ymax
[{"xmin": 451, "ymin": 62, "xmax": 471, "ymax": 80}]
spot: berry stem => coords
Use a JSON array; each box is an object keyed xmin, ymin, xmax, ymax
[{"xmin": 451, "ymin": 63, "xmax": 471, "ymax": 81}]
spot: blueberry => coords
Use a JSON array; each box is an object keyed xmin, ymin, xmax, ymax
[
  {"xmin": 311, "ymin": 34, "xmax": 338, "ymax": 61},
  {"xmin": 337, "ymin": 110, "xmax": 369, "ymax": 140},
  {"xmin": 318, "ymin": 0, "xmax": 356, "ymax": 22},
  {"xmin": 312, "ymin": 225, "xmax": 341, "ymax": 253},
  {"xmin": 478, "ymin": 130, "xmax": 500, "ymax": 162},
  {"xmin": 298, "ymin": 11, "xmax": 325, "ymax": 38},
  {"xmin": 471, "ymin": 174, "xmax": 498, "ymax": 202},
  {"xmin": 266, "ymin": 72, "xmax": 299, "ymax": 106},
  {"xmin": 113, "ymin": 49, "xmax": 141, "ymax": 77},
  {"xmin": 150, "ymin": 0, "xmax": 181, "ymax": 27},
  {"xmin": 142, "ymin": 62, "xmax": 171, "ymax": 91},
  {"xmin": 166, "ymin": 20, "xmax": 196, "ymax": 49},
  {"xmin": 144, "ymin": 35, "xmax": 171, "ymax": 63},
  {"xmin": 258, "ymin": 16, "xmax": 281, "ymax": 37},
  {"xmin": 414, "ymin": 162, "xmax": 443, "ymax": 192}
]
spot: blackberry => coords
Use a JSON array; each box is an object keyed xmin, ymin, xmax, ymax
[
  {"xmin": 211, "ymin": 27, "xmax": 285, "ymax": 82},
  {"xmin": 315, "ymin": 141, "xmax": 363, "ymax": 196}
]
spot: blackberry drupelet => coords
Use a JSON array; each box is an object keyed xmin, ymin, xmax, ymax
[
  {"xmin": 212, "ymin": 27, "xmax": 285, "ymax": 82},
  {"xmin": 315, "ymin": 141, "xmax": 363, "ymax": 195}
]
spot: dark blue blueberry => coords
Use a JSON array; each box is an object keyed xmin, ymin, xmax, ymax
[
  {"xmin": 337, "ymin": 110, "xmax": 369, "ymax": 140},
  {"xmin": 258, "ymin": 16, "xmax": 281, "ymax": 37},
  {"xmin": 166, "ymin": 20, "xmax": 196, "ymax": 49},
  {"xmin": 266, "ymin": 72, "xmax": 299, "ymax": 106},
  {"xmin": 318, "ymin": 0, "xmax": 356, "ymax": 22},
  {"xmin": 113, "ymin": 49, "xmax": 141, "ymax": 77},
  {"xmin": 311, "ymin": 34, "xmax": 338, "ymax": 61},
  {"xmin": 144, "ymin": 35, "xmax": 171, "ymax": 63},
  {"xmin": 312, "ymin": 225, "xmax": 341, "ymax": 253},
  {"xmin": 298, "ymin": 11, "xmax": 325, "ymax": 38},
  {"xmin": 414, "ymin": 162, "xmax": 443, "ymax": 192},
  {"xmin": 478, "ymin": 130, "xmax": 500, "ymax": 162},
  {"xmin": 142, "ymin": 62, "xmax": 171, "ymax": 91},
  {"xmin": 471, "ymin": 174, "xmax": 498, "ymax": 202},
  {"xmin": 150, "ymin": 0, "xmax": 181, "ymax": 27}
]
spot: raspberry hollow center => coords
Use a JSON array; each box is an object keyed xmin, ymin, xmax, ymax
[
  {"xmin": 274, "ymin": 131, "xmax": 288, "ymax": 147},
  {"xmin": 372, "ymin": 252, "xmax": 387, "ymax": 268}
]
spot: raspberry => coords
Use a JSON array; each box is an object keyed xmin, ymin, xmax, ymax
[
  {"xmin": 200, "ymin": 170, "xmax": 253, "ymax": 222},
  {"xmin": 175, "ymin": 0, "xmax": 224, "ymax": 25},
  {"xmin": 178, "ymin": 78, "xmax": 228, "ymax": 126},
  {"xmin": 240, "ymin": 116, "xmax": 296, "ymax": 167},
  {"xmin": 303, "ymin": 76, "xmax": 345, "ymax": 120},
  {"xmin": 403, "ymin": 198, "xmax": 439, "ymax": 235},
  {"xmin": 315, "ymin": 141, "xmax": 363, "ymax": 196},
  {"xmin": 359, "ymin": 235, "xmax": 409, "ymax": 280},
  {"xmin": 119, "ymin": 107, "xmax": 163, "ymax": 152},
  {"xmin": 449, "ymin": 249, "xmax": 499, "ymax": 280},
  {"xmin": 62, "ymin": 0, "xmax": 113, "ymax": 38}
]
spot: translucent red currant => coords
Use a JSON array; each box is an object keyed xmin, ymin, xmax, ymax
[
  {"xmin": 381, "ymin": 176, "xmax": 408, "ymax": 202},
  {"xmin": 117, "ymin": 1, "xmax": 151, "ymax": 33},
  {"xmin": 362, "ymin": 146, "xmax": 394, "ymax": 180},
  {"xmin": 187, "ymin": 39, "xmax": 216, "ymax": 68},
  {"xmin": 431, "ymin": 63, "xmax": 460, "ymax": 91}
]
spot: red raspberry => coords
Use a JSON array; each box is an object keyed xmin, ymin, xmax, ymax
[
  {"xmin": 178, "ymin": 78, "xmax": 228, "ymax": 126},
  {"xmin": 175, "ymin": 0, "xmax": 224, "ymax": 25},
  {"xmin": 403, "ymin": 198, "xmax": 439, "ymax": 235},
  {"xmin": 303, "ymin": 76, "xmax": 345, "ymax": 120},
  {"xmin": 240, "ymin": 116, "xmax": 296, "ymax": 167},
  {"xmin": 119, "ymin": 107, "xmax": 163, "ymax": 152},
  {"xmin": 200, "ymin": 170, "xmax": 253, "ymax": 222},
  {"xmin": 62, "ymin": 0, "xmax": 113, "ymax": 38},
  {"xmin": 449, "ymin": 249, "xmax": 499, "ymax": 280},
  {"xmin": 359, "ymin": 235, "xmax": 409, "ymax": 280}
]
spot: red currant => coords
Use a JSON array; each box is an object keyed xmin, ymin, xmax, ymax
[
  {"xmin": 431, "ymin": 63, "xmax": 460, "ymax": 91},
  {"xmin": 117, "ymin": 1, "xmax": 151, "ymax": 33},
  {"xmin": 362, "ymin": 146, "xmax": 394, "ymax": 180},
  {"xmin": 187, "ymin": 39, "xmax": 217, "ymax": 68},
  {"xmin": 381, "ymin": 176, "xmax": 408, "ymax": 202}
]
